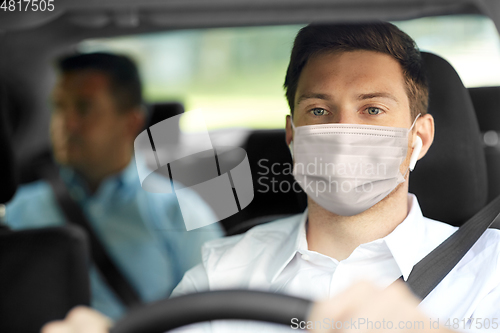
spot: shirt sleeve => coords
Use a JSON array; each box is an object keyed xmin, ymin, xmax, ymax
[
  {"xmin": 170, "ymin": 263, "xmax": 209, "ymax": 298},
  {"xmin": 456, "ymin": 241, "xmax": 500, "ymax": 333},
  {"xmin": 169, "ymin": 264, "xmax": 213, "ymax": 333},
  {"xmin": 458, "ymin": 284, "xmax": 500, "ymax": 333},
  {"xmin": 4, "ymin": 181, "xmax": 64, "ymax": 229}
]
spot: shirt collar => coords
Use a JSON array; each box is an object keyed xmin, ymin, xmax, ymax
[
  {"xmin": 383, "ymin": 193, "xmax": 425, "ymax": 280},
  {"xmin": 269, "ymin": 193, "xmax": 425, "ymax": 282},
  {"xmin": 120, "ymin": 158, "xmax": 141, "ymax": 189},
  {"xmin": 60, "ymin": 158, "xmax": 139, "ymax": 202}
]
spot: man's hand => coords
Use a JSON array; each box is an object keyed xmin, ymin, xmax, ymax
[
  {"xmin": 308, "ymin": 280, "xmax": 451, "ymax": 333},
  {"xmin": 41, "ymin": 306, "xmax": 112, "ymax": 333}
]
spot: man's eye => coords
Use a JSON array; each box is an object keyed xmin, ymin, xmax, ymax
[
  {"xmin": 52, "ymin": 103, "xmax": 63, "ymax": 113},
  {"xmin": 311, "ymin": 108, "xmax": 327, "ymax": 116},
  {"xmin": 76, "ymin": 101, "xmax": 91, "ymax": 116},
  {"xmin": 366, "ymin": 107, "xmax": 383, "ymax": 115}
]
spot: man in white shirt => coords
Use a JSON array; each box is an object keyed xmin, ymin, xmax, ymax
[{"xmin": 43, "ymin": 22, "xmax": 500, "ymax": 333}]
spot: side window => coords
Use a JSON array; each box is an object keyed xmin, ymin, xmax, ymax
[{"xmin": 395, "ymin": 15, "xmax": 500, "ymax": 88}]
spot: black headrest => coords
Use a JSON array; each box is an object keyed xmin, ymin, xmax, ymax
[
  {"xmin": 220, "ymin": 129, "xmax": 307, "ymax": 233},
  {"xmin": 409, "ymin": 52, "xmax": 488, "ymax": 226},
  {"xmin": 0, "ymin": 226, "xmax": 90, "ymax": 331},
  {"xmin": 147, "ymin": 102, "xmax": 184, "ymax": 127},
  {"xmin": 243, "ymin": 129, "xmax": 307, "ymax": 217},
  {"xmin": 0, "ymin": 85, "xmax": 17, "ymax": 204},
  {"xmin": 468, "ymin": 86, "xmax": 500, "ymax": 132}
]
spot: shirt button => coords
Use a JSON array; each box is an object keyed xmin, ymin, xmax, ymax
[{"xmin": 301, "ymin": 254, "xmax": 310, "ymax": 261}]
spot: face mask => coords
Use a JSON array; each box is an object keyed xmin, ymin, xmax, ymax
[{"xmin": 290, "ymin": 115, "xmax": 421, "ymax": 216}]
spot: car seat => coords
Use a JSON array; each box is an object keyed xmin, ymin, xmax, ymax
[
  {"xmin": 468, "ymin": 86, "xmax": 500, "ymax": 203},
  {"xmin": 410, "ymin": 52, "xmax": 488, "ymax": 226},
  {"xmin": 0, "ymin": 85, "xmax": 91, "ymax": 333},
  {"xmin": 222, "ymin": 129, "xmax": 307, "ymax": 234}
]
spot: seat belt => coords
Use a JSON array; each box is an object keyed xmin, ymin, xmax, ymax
[
  {"xmin": 406, "ymin": 194, "xmax": 500, "ymax": 300},
  {"xmin": 45, "ymin": 170, "xmax": 142, "ymax": 308}
]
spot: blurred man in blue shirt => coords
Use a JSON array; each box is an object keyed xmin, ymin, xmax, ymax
[{"xmin": 5, "ymin": 52, "xmax": 223, "ymax": 319}]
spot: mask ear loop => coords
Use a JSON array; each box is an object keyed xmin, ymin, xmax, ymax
[
  {"xmin": 409, "ymin": 113, "xmax": 421, "ymax": 132},
  {"xmin": 289, "ymin": 117, "xmax": 296, "ymax": 158},
  {"xmin": 403, "ymin": 113, "xmax": 422, "ymax": 179}
]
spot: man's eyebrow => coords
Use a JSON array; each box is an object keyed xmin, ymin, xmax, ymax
[
  {"xmin": 296, "ymin": 93, "xmax": 332, "ymax": 105},
  {"xmin": 357, "ymin": 92, "xmax": 399, "ymax": 104}
]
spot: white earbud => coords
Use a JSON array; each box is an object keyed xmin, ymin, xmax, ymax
[{"xmin": 409, "ymin": 136, "xmax": 423, "ymax": 171}]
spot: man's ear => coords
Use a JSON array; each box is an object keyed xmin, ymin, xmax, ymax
[
  {"xmin": 414, "ymin": 113, "xmax": 435, "ymax": 160},
  {"xmin": 286, "ymin": 115, "xmax": 294, "ymax": 145},
  {"xmin": 126, "ymin": 106, "xmax": 146, "ymax": 139}
]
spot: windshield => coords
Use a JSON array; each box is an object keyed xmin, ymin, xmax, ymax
[{"xmin": 78, "ymin": 14, "xmax": 500, "ymax": 132}]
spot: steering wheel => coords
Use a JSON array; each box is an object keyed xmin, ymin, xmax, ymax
[{"xmin": 110, "ymin": 290, "xmax": 313, "ymax": 333}]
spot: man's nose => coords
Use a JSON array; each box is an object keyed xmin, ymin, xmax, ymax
[{"xmin": 333, "ymin": 108, "xmax": 357, "ymax": 124}]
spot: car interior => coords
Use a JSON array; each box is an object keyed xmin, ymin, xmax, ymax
[{"xmin": 1, "ymin": 0, "xmax": 500, "ymax": 332}]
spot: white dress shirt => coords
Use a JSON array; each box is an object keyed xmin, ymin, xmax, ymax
[{"xmin": 171, "ymin": 194, "xmax": 500, "ymax": 332}]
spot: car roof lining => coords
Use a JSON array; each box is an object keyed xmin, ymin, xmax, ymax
[{"xmin": 0, "ymin": 0, "xmax": 491, "ymax": 44}]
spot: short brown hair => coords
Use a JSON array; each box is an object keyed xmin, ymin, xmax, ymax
[
  {"xmin": 284, "ymin": 22, "xmax": 428, "ymax": 120},
  {"xmin": 57, "ymin": 52, "xmax": 142, "ymax": 113}
]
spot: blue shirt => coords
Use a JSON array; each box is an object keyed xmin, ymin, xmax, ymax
[{"xmin": 5, "ymin": 158, "xmax": 223, "ymax": 319}]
